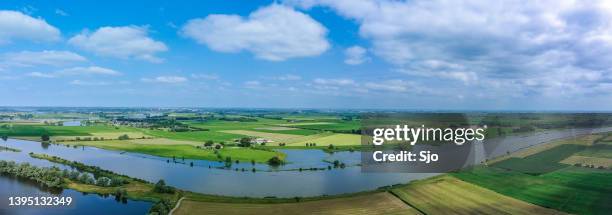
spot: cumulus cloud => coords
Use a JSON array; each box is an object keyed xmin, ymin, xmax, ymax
[
  {"xmin": 181, "ymin": 4, "xmax": 329, "ymax": 61},
  {"xmin": 344, "ymin": 46, "xmax": 368, "ymax": 65},
  {"xmin": 2, "ymin": 50, "xmax": 86, "ymax": 67},
  {"xmin": 290, "ymin": 0, "xmax": 612, "ymax": 97},
  {"xmin": 141, "ymin": 76, "xmax": 187, "ymax": 83},
  {"xmin": 69, "ymin": 26, "xmax": 167, "ymax": 62},
  {"xmin": 0, "ymin": 10, "xmax": 61, "ymax": 44}
]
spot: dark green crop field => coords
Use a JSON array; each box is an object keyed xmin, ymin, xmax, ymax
[
  {"xmin": 454, "ymin": 166, "xmax": 612, "ymax": 215},
  {"xmin": 492, "ymin": 144, "xmax": 587, "ymax": 174}
]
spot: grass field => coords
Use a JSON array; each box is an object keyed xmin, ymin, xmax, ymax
[
  {"xmin": 142, "ymin": 129, "xmax": 244, "ymax": 142},
  {"xmin": 287, "ymin": 133, "xmax": 361, "ymax": 146},
  {"xmin": 61, "ymin": 140, "xmax": 284, "ymax": 163},
  {"xmin": 561, "ymin": 155, "xmax": 612, "ymax": 168},
  {"xmin": 492, "ymin": 144, "xmax": 585, "ymax": 174},
  {"xmin": 282, "ymin": 121, "xmax": 360, "ymax": 133},
  {"xmin": 0, "ymin": 124, "xmax": 139, "ymax": 136},
  {"xmin": 576, "ymin": 144, "xmax": 612, "ymax": 159},
  {"xmin": 219, "ymin": 130, "xmax": 304, "ymax": 142},
  {"xmin": 391, "ymin": 175, "xmax": 563, "ymax": 215},
  {"xmin": 52, "ymin": 131, "xmax": 152, "ymax": 141},
  {"xmin": 174, "ymin": 192, "xmax": 420, "ymax": 215},
  {"xmin": 186, "ymin": 119, "xmax": 320, "ymax": 136},
  {"xmin": 453, "ymin": 167, "xmax": 612, "ymax": 215}
]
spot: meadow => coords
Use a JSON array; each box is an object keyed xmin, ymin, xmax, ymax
[
  {"xmin": 174, "ymin": 192, "xmax": 419, "ymax": 215},
  {"xmin": 453, "ymin": 167, "xmax": 612, "ymax": 215},
  {"xmin": 62, "ymin": 140, "xmax": 284, "ymax": 163},
  {"xmin": 391, "ymin": 175, "xmax": 562, "ymax": 215},
  {"xmin": 492, "ymin": 144, "xmax": 586, "ymax": 174}
]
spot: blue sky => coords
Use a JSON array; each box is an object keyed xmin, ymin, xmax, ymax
[{"xmin": 1, "ymin": 0, "xmax": 611, "ymax": 110}]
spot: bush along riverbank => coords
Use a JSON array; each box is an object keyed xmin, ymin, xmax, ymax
[
  {"xmin": 0, "ymin": 160, "xmax": 63, "ymax": 188},
  {"xmin": 0, "ymin": 145, "xmax": 21, "ymax": 152},
  {"xmin": 25, "ymin": 153, "xmax": 181, "ymax": 215}
]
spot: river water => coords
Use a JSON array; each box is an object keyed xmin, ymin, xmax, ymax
[{"xmin": 0, "ymin": 175, "xmax": 152, "ymax": 215}]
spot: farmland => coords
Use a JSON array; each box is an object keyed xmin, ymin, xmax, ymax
[
  {"xmin": 453, "ymin": 166, "xmax": 612, "ymax": 215},
  {"xmin": 57, "ymin": 140, "xmax": 284, "ymax": 163},
  {"xmin": 174, "ymin": 192, "xmax": 420, "ymax": 215},
  {"xmin": 391, "ymin": 175, "xmax": 563, "ymax": 215}
]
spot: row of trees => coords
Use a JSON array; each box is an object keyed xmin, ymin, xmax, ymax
[
  {"xmin": 0, "ymin": 160, "xmax": 64, "ymax": 188},
  {"xmin": 29, "ymin": 153, "xmax": 131, "ymax": 185}
]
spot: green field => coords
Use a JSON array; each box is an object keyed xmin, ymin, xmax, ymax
[
  {"xmin": 391, "ymin": 175, "xmax": 562, "ymax": 215},
  {"xmin": 283, "ymin": 120, "xmax": 360, "ymax": 133},
  {"xmin": 492, "ymin": 144, "xmax": 586, "ymax": 174},
  {"xmin": 287, "ymin": 133, "xmax": 361, "ymax": 146},
  {"xmin": 453, "ymin": 167, "xmax": 612, "ymax": 215},
  {"xmin": 174, "ymin": 192, "xmax": 419, "ymax": 215},
  {"xmin": 576, "ymin": 144, "xmax": 612, "ymax": 159},
  {"xmin": 0, "ymin": 124, "xmax": 138, "ymax": 136},
  {"xmin": 62, "ymin": 140, "xmax": 284, "ymax": 163}
]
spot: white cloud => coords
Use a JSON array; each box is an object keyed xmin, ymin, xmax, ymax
[
  {"xmin": 69, "ymin": 26, "xmax": 167, "ymax": 63},
  {"xmin": 58, "ymin": 66, "xmax": 121, "ymax": 76},
  {"xmin": 276, "ymin": 74, "xmax": 302, "ymax": 81},
  {"xmin": 291, "ymin": 0, "xmax": 612, "ymax": 97},
  {"xmin": 2, "ymin": 50, "xmax": 86, "ymax": 67},
  {"xmin": 27, "ymin": 72, "xmax": 54, "ymax": 78},
  {"xmin": 55, "ymin": 9, "xmax": 68, "ymax": 16},
  {"xmin": 313, "ymin": 78, "xmax": 355, "ymax": 86},
  {"xmin": 0, "ymin": 10, "xmax": 61, "ymax": 44},
  {"xmin": 344, "ymin": 46, "xmax": 368, "ymax": 65},
  {"xmin": 28, "ymin": 66, "xmax": 121, "ymax": 78},
  {"xmin": 181, "ymin": 4, "xmax": 329, "ymax": 61},
  {"xmin": 70, "ymin": 80, "xmax": 111, "ymax": 86},
  {"xmin": 191, "ymin": 74, "xmax": 219, "ymax": 80},
  {"xmin": 244, "ymin": 80, "xmax": 262, "ymax": 88},
  {"xmin": 141, "ymin": 76, "xmax": 187, "ymax": 83},
  {"xmin": 364, "ymin": 80, "xmax": 413, "ymax": 93}
]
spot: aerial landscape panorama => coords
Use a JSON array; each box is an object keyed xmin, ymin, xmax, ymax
[{"xmin": 0, "ymin": 1, "xmax": 611, "ymax": 215}]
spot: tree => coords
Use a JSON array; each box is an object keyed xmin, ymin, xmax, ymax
[
  {"xmin": 204, "ymin": 140, "xmax": 214, "ymax": 147},
  {"xmin": 267, "ymin": 156, "xmax": 283, "ymax": 166},
  {"xmin": 1, "ymin": 135, "xmax": 7, "ymax": 141},
  {"xmin": 239, "ymin": 137, "xmax": 252, "ymax": 147},
  {"xmin": 118, "ymin": 134, "xmax": 129, "ymax": 140},
  {"xmin": 153, "ymin": 179, "xmax": 175, "ymax": 194},
  {"xmin": 41, "ymin": 134, "xmax": 50, "ymax": 142},
  {"xmin": 96, "ymin": 177, "xmax": 111, "ymax": 187}
]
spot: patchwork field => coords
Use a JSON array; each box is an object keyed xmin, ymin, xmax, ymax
[
  {"xmin": 561, "ymin": 155, "xmax": 612, "ymax": 168},
  {"xmin": 453, "ymin": 167, "xmax": 612, "ymax": 215},
  {"xmin": 174, "ymin": 192, "xmax": 420, "ymax": 215},
  {"xmin": 142, "ymin": 129, "xmax": 244, "ymax": 142},
  {"xmin": 492, "ymin": 144, "xmax": 586, "ymax": 174},
  {"xmin": 391, "ymin": 175, "xmax": 563, "ymax": 215},
  {"xmin": 576, "ymin": 144, "xmax": 612, "ymax": 159}
]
